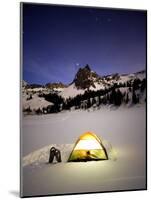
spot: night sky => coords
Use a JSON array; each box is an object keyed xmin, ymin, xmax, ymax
[{"xmin": 23, "ymin": 3, "xmax": 146, "ymax": 85}]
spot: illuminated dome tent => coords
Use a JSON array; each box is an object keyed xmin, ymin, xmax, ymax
[{"xmin": 68, "ymin": 132, "xmax": 108, "ymax": 162}]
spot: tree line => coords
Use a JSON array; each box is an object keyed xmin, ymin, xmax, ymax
[{"xmin": 24, "ymin": 78, "xmax": 146, "ymax": 115}]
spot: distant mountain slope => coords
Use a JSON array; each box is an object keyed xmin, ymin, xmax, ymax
[
  {"xmin": 22, "ymin": 80, "xmax": 28, "ymax": 87},
  {"xmin": 22, "ymin": 65, "xmax": 146, "ymax": 114},
  {"xmin": 59, "ymin": 65, "xmax": 145, "ymax": 99},
  {"xmin": 45, "ymin": 82, "xmax": 66, "ymax": 91},
  {"xmin": 22, "ymin": 93, "xmax": 53, "ymax": 111}
]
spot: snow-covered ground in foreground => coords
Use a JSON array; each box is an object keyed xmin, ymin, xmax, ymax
[
  {"xmin": 23, "ymin": 141, "xmax": 115, "ymax": 167},
  {"xmin": 21, "ymin": 105, "xmax": 146, "ymax": 197}
]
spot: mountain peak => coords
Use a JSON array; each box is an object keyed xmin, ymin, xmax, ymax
[
  {"xmin": 84, "ymin": 64, "xmax": 91, "ymax": 71},
  {"xmin": 73, "ymin": 65, "xmax": 100, "ymax": 89}
]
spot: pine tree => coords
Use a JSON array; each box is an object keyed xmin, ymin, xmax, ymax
[
  {"xmin": 129, "ymin": 87, "xmax": 132, "ymax": 92},
  {"xmin": 125, "ymin": 93, "xmax": 129, "ymax": 104},
  {"xmin": 115, "ymin": 89, "xmax": 123, "ymax": 106},
  {"xmin": 92, "ymin": 98, "xmax": 96, "ymax": 106},
  {"xmin": 133, "ymin": 79, "xmax": 141, "ymax": 90},
  {"xmin": 140, "ymin": 78, "xmax": 146, "ymax": 92},
  {"xmin": 109, "ymin": 88, "xmax": 116, "ymax": 104},
  {"xmin": 106, "ymin": 93, "xmax": 110, "ymax": 104},
  {"xmin": 132, "ymin": 89, "xmax": 138, "ymax": 104},
  {"xmin": 87, "ymin": 98, "xmax": 91, "ymax": 108},
  {"xmin": 98, "ymin": 96, "xmax": 102, "ymax": 106}
]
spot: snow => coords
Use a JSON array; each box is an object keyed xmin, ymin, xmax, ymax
[
  {"xmin": 22, "ymin": 141, "xmax": 115, "ymax": 167},
  {"xmin": 23, "ymin": 144, "xmax": 74, "ymax": 167},
  {"xmin": 60, "ymin": 83, "xmax": 85, "ymax": 99},
  {"xmin": 21, "ymin": 105, "xmax": 146, "ymax": 197},
  {"xmin": 118, "ymin": 75, "xmax": 130, "ymax": 84},
  {"xmin": 22, "ymin": 94, "xmax": 53, "ymax": 110},
  {"xmin": 89, "ymin": 82, "xmax": 105, "ymax": 91},
  {"xmin": 135, "ymin": 72, "xmax": 145, "ymax": 80},
  {"xmin": 25, "ymin": 87, "xmax": 48, "ymax": 92},
  {"xmin": 53, "ymin": 87, "xmax": 64, "ymax": 92},
  {"xmin": 59, "ymin": 71, "xmax": 146, "ymax": 99},
  {"xmin": 119, "ymin": 71, "xmax": 145, "ymax": 84}
]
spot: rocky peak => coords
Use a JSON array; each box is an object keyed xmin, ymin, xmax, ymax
[
  {"xmin": 84, "ymin": 64, "xmax": 91, "ymax": 71},
  {"xmin": 73, "ymin": 64, "xmax": 101, "ymax": 89}
]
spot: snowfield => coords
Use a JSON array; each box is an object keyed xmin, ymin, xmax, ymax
[
  {"xmin": 22, "ymin": 94, "xmax": 53, "ymax": 110},
  {"xmin": 21, "ymin": 105, "xmax": 146, "ymax": 197},
  {"xmin": 60, "ymin": 83, "xmax": 85, "ymax": 99}
]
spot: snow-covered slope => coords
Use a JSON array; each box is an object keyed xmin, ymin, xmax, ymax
[
  {"xmin": 22, "ymin": 68, "xmax": 146, "ymax": 111},
  {"xmin": 22, "ymin": 94, "xmax": 53, "ymax": 110},
  {"xmin": 118, "ymin": 71, "xmax": 145, "ymax": 84},
  {"xmin": 60, "ymin": 83, "xmax": 85, "ymax": 98},
  {"xmin": 89, "ymin": 82, "xmax": 105, "ymax": 91},
  {"xmin": 25, "ymin": 87, "xmax": 48, "ymax": 92},
  {"xmin": 59, "ymin": 67, "xmax": 146, "ymax": 99}
]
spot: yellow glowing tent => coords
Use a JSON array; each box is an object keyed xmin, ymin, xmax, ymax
[{"xmin": 68, "ymin": 132, "xmax": 108, "ymax": 162}]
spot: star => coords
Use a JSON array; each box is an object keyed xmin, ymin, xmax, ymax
[
  {"xmin": 95, "ymin": 17, "xmax": 98, "ymax": 22},
  {"xmin": 76, "ymin": 63, "xmax": 80, "ymax": 67},
  {"xmin": 107, "ymin": 18, "xmax": 112, "ymax": 22}
]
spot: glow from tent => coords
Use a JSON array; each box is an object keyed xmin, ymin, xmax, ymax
[{"xmin": 74, "ymin": 139, "xmax": 103, "ymax": 150}]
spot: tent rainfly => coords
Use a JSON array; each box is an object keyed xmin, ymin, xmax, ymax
[{"xmin": 68, "ymin": 132, "xmax": 108, "ymax": 162}]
